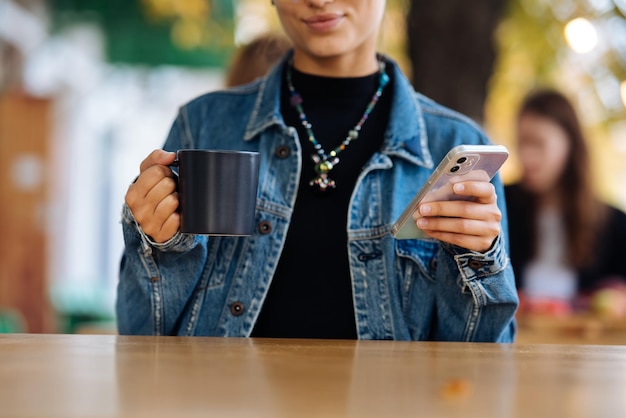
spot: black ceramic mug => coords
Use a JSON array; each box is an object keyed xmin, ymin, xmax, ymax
[{"xmin": 173, "ymin": 149, "xmax": 260, "ymax": 236}]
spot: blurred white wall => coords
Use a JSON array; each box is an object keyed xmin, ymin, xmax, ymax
[{"xmin": 22, "ymin": 23, "xmax": 223, "ymax": 316}]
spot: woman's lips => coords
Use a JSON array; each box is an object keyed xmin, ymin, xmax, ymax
[{"xmin": 303, "ymin": 14, "xmax": 344, "ymax": 31}]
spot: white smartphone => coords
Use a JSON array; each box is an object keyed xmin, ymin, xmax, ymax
[{"xmin": 391, "ymin": 144, "xmax": 509, "ymax": 240}]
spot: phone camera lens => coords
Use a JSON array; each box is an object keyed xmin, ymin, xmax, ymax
[
  {"xmin": 457, "ymin": 157, "xmax": 467, "ymax": 164},
  {"xmin": 450, "ymin": 166, "xmax": 460, "ymax": 173}
]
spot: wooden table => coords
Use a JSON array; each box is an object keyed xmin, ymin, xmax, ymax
[{"xmin": 1, "ymin": 334, "xmax": 625, "ymax": 418}]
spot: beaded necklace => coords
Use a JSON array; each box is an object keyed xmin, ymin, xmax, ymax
[{"xmin": 286, "ymin": 58, "xmax": 390, "ymax": 192}]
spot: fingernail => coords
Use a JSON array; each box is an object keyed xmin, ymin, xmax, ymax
[
  {"xmin": 417, "ymin": 218, "xmax": 428, "ymax": 227},
  {"xmin": 453, "ymin": 183, "xmax": 465, "ymax": 193},
  {"xmin": 420, "ymin": 204, "xmax": 431, "ymax": 215}
]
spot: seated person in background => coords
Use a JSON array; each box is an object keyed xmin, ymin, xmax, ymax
[
  {"xmin": 505, "ymin": 89, "xmax": 626, "ymax": 317},
  {"xmin": 224, "ymin": 32, "xmax": 291, "ymax": 87}
]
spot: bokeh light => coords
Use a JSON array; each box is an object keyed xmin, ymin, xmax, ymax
[{"xmin": 564, "ymin": 17, "xmax": 598, "ymax": 54}]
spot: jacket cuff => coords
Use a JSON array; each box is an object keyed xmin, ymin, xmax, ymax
[
  {"xmin": 442, "ymin": 234, "xmax": 508, "ymax": 280},
  {"xmin": 121, "ymin": 204, "xmax": 196, "ymax": 253}
]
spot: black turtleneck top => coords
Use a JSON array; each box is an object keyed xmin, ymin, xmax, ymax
[{"xmin": 251, "ymin": 61, "xmax": 393, "ymax": 339}]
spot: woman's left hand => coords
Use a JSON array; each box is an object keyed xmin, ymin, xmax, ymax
[{"xmin": 413, "ymin": 181, "xmax": 501, "ymax": 252}]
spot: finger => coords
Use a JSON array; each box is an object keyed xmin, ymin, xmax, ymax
[
  {"xmin": 129, "ymin": 165, "xmax": 176, "ymax": 202},
  {"xmin": 416, "ymin": 200, "xmax": 501, "ymax": 223},
  {"xmin": 420, "ymin": 229, "xmax": 497, "ymax": 253},
  {"xmin": 153, "ymin": 190, "xmax": 179, "ymax": 220},
  {"xmin": 142, "ymin": 163, "xmax": 176, "ymax": 187},
  {"xmin": 142, "ymin": 212, "xmax": 180, "ymax": 243},
  {"xmin": 417, "ymin": 216, "xmax": 500, "ymax": 239},
  {"xmin": 146, "ymin": 212, "xmax": 181, "ymax": 244},
  {"xmin": 127, "ymin": 176, "xmax": 177, "ymax": 225},
  {"xmin": 140, "ymin": 150, "xmax": 177, "ymax": 173},
  {"xmin": 450, "ymin": 181, "xmax": 497, "ymax": 203},
  {"xmin": 158, "ymin": 212, "xmax": 182, "ymax": 242},
  {"xmin": 126, "ymin": 169, "xmax": 176, "ymax": 210},
  {"xmin": 138, "ymin": 192, "xmax": 180, "ymax": 241}
]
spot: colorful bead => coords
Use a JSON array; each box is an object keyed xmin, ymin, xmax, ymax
[{"xmin": 290, "ymin": 94, "xmax": 303, "ymax": 106}]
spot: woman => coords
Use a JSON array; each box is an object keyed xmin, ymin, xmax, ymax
[
  {"xmin": 506, "ymin": 89, "xmax": 626, "ymax": 314},
  {"xmin": 118, "ymin": 0, "xmax": 518, "ymax": 341}
]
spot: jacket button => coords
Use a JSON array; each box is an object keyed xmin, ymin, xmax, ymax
[
  {"xmin": 230, "ymin": 302, "xmax": 245, "ymax": 316},
  {"xmin": 468, "ymin": 259, "xmax": 483, "ymax": 270},
  {"xmin": 430, "ymin": 258, "xmax": 438, "ymax": 271},
  {"xmin": 258, "ymin": 221, "xmax": 272, "ymax": 235},
  {"xmin": 275, "ymin": 146, "xmax": 290, "ymax": 159}
]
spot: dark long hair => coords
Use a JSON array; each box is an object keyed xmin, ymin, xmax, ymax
[
  {"xmin": 225, "ymin": 33, "xmax": 291, "ymax": 87},
  {"xmin": 518, "ymin": 89, "xmax": 606, "ymax": 268}
]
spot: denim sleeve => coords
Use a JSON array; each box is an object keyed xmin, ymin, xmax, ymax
[
  {"xmin": 433, "ymin": 173, "xmax": 519, "ymax": 342},
  {"xmin": 116, "ymin": 110, "xmax": 208, "ymax": 335},
  {"xmin": 117, "ymin": 204, "xmax": 204, "ymax": 335}
]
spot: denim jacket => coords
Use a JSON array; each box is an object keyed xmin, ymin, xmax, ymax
[{"xmin": 117, "ymin": 55, "xmax": 518, "ymax": 342}]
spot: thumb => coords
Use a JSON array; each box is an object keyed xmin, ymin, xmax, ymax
[
  {"xmin": 154, "ymin": 150, "xmax": 177, "ymax": 165},
  {"xmin": 140, "ymin": 149, "xmax": 177, "ymax": 172}
]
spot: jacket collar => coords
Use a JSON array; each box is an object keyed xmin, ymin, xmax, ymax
[{"xmin": 244, "ymin": 51, "xmax": 433, "ymax": 168}]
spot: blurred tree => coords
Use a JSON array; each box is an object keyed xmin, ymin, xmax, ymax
[
  {"xmin": 485, "ymin": 0, "xmax": 626, "ymax": 206},
  {"xmin": 51, "ymin": 0, "xmax": 235, "ymax": 67},
  {"xmin": 406, "ymin": 0, "xmax": 508, "ymax": 123}
]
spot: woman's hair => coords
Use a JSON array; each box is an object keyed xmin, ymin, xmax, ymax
[
  {"xmin": 518, "ymin": 89, "xmax": 606, "ymax": 268},
  {"xmin": 225, "ymin": 32, "xmax": 292, "ymax": 87}
]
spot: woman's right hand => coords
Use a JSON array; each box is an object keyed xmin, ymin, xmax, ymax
[{"xmin": 125, "ymin": 150, "xmax": 180, "ymax": 243}]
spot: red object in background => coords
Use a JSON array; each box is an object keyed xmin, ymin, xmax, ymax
[{"xmin": 518, "ymin": 292, "xmax": 573, "ymax": 317}]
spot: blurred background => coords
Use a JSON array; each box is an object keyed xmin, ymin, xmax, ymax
[{"xmin": 0, "ymin": 0, "xmax": 625, "ymax": 339}]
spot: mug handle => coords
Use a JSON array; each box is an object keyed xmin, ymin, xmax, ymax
[{"xmin": 168, "ymin": 156, "xmax": 179, "ymax": 175}]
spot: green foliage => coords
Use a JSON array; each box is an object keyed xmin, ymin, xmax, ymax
[{"xmin": 49, "ymin": 0, "xmax": 235, "ymax": 67}]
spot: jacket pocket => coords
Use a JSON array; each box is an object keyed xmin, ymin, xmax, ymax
[{"xmin": 395, "ymin": 238, "xmax": 439, "ymax": 308}]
